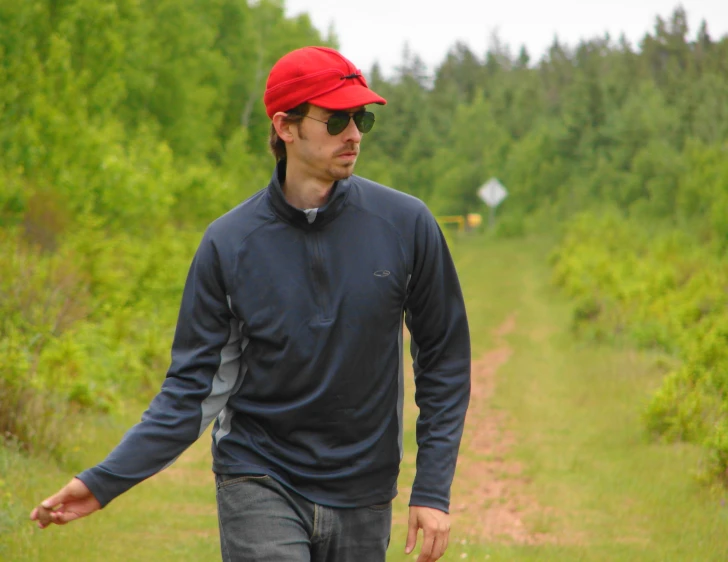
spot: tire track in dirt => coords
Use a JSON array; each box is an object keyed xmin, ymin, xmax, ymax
[{"xmin": 449, "ymin": 314, "xmax": 555, "ymax": 545}]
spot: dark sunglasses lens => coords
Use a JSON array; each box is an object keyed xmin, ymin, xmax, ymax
[
  {"xmin": 354, "ymin": 111, "xmax": 375, "ymax": 133},
  {"xmin": 327, "ymin": 113, "xmax": 350, "ymax": 135}
]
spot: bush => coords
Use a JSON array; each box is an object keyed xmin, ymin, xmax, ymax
[
  {"xmin": 492, "ymin": 210, "xmax": 526, "ymax": 238},
  {"xmin": 0, "ymin": 221, "xmax": 201, "ymax": 453},
  {"xmin": 552, "ymin": 211, "xmax": 728, "ymax": 483}
]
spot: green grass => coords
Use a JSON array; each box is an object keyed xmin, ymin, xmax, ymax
[
  {"xmin": 389, "ymin": 235, "xmax": 728, "ymax": 561},
  {"xmin": 3, "ymin": 233, "xmax": 728, "ymax": 561},
  {"xmin": 1, "ymin": 409, "xmax": 220, "ymax": 561}
]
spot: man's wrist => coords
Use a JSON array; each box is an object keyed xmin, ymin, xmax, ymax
[{"xmin": 409, "ymin": 491, "xmax": 450, "ymax": 514}]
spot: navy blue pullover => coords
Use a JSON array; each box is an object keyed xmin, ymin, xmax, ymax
[{"xmin": 78, "ymin": 163, "xmax": 471, "ymax": 513}]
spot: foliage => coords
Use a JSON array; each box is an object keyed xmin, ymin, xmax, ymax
[
  {"xmin": 0, "ymin": 222, "xmax": 201, "ymax": 453},
  {"xmin": 552, "ymin": 211, "xmax": 728, "ymax": 483},
  {"xmin": 0, "ymin": 0, "xmax": 328, "ymax": 453}
]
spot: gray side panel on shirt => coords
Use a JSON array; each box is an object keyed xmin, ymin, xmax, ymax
[
  {"xmin": 198, "ymin": 304, "xmax": 245, "ymax": 440},
  {"xmin": 398, "ymin": 274, "xmax": 412, "ymax": 461}
]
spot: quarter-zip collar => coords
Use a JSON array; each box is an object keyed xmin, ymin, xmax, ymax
[{"xmin": 267, "ymin": 160, "xmax": 352, "ymax": 229}]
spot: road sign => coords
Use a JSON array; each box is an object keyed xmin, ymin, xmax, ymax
[{"xmin": 477, "ymin": 178, "xmax": 508, "ymax": 208}]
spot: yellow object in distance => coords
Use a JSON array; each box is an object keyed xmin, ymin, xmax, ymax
[
  {"xmin": 437, "ymin": 214, "xmax": 482, "ymax": 232},
  {"xmin": 466, "ymin": 214, "xmax": 482, "ymax": 228},
  {"xmin": 437, "ymin": 216, "xmax": 465, "ymax": 232}
]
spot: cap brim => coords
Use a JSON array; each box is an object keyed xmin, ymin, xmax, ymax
[{"xmin": 308, "ymin": 84, "xmax": 387, "ymax": 111}]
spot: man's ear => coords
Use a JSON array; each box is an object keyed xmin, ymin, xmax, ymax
[{"xmin": 272, "ymin": 112, "xmax": 296, "ymax": 144}]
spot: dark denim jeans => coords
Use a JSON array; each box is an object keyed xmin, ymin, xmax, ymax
[{"xmin": 216, "ymin": 474, "xmax": 392, "ymax": 562}]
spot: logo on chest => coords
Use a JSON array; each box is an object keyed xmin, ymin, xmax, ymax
[{"xmin": 373, "ymin": 270, "xmax": 391, "ymax": 278}]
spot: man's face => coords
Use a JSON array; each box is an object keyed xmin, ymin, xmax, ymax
[{"xmin": 288, "ymin": 105, "xmax": 365, "ymax": 182}]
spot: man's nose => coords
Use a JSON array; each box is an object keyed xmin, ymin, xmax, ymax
[{"xmin": 340, "ymin": 118, "xmax": 362, "ymax": 143}]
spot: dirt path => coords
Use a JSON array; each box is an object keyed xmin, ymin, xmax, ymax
[{"xmin": 449, "ymin": 314, "xmax": 554, "ymax": 545}]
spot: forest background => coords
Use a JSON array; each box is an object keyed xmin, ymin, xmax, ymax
[{"xmin": 1, "ymin": 0, "xmax": 728, "ymax": 552}]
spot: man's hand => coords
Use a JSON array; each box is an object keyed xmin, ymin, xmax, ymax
[
  {"xmin": 30, "ymin": 477, "xmax": 101, "ymax": 529},
  {"xmin": 405, "ymin": 505, "xmax": 450, "ymax": 561}
]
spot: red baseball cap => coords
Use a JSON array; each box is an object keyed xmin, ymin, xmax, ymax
[{"xmin": 263, "ymin": 46, "xmax": 387, "ymax": 119}]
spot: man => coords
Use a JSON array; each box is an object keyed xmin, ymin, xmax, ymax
[{"xmin": 31, "ymin": 46, "xmax": 471, "ymax": 562}]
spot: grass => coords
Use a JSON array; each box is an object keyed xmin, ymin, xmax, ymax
[
  {"xmin": 3, "ymin": 233, "xmax": 728, "ymax": 561},
  {"xmin": 1, "ymin": 409, "xmax": 220, "ymax": 560}
]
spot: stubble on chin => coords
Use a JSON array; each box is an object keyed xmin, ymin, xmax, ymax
[{"xmin": 327, "ymin": 162, "xmax": 356, "ymax": 181}]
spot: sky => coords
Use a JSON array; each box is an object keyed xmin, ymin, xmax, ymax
[{"xmin": 283, "ymin": 0, "xmax": 728, "ymax": 77}]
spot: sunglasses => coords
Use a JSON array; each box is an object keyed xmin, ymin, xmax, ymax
[{"xmin": 292, "ymin": 110, "xmax": 376, "ymax": 136}]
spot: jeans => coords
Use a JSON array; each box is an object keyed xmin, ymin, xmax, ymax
[{"xmin": 216, "ymin": 474, "xmax": 392, "ymax": 562}]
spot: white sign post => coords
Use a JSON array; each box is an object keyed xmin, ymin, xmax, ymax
[{"xmin": 477, "ymin": 178, "xmax": 508, "ymax": 230}]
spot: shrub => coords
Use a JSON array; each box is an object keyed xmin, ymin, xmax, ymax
[{"xmin": 552, "ymin": 211, "xmax": 728, "ymax": 483}]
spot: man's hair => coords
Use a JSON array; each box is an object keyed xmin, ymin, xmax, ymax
[{"xmin": 269, "ymin": 103, "xmax": 310, "ymax": 162}]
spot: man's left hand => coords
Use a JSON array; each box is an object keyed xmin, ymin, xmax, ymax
[{"xmin": 405, "ymin": 505, "xmax": 450, "ymax": 561}]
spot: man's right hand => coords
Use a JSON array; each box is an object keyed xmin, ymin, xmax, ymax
[{"xmin": 30, "ymin": 477, "xmax": 101, "ymax": 529}]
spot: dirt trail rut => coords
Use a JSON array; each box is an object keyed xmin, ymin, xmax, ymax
[{"xmin": 449, "ymin": 314, "xmax": 554, "ymax": 545}]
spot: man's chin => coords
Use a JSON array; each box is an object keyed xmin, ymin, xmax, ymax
[{"xmin": 328, "ymin": 163, "xmax": 356, "ymax": 180}]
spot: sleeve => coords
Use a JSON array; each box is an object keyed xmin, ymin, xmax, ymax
[
  {"xmin": 404, "ymin": 209, "xmax": 471, "ymax": 513},
  {"xmin": 76, "ymin": 228, "xmax": 243, "ymax": 507}
]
